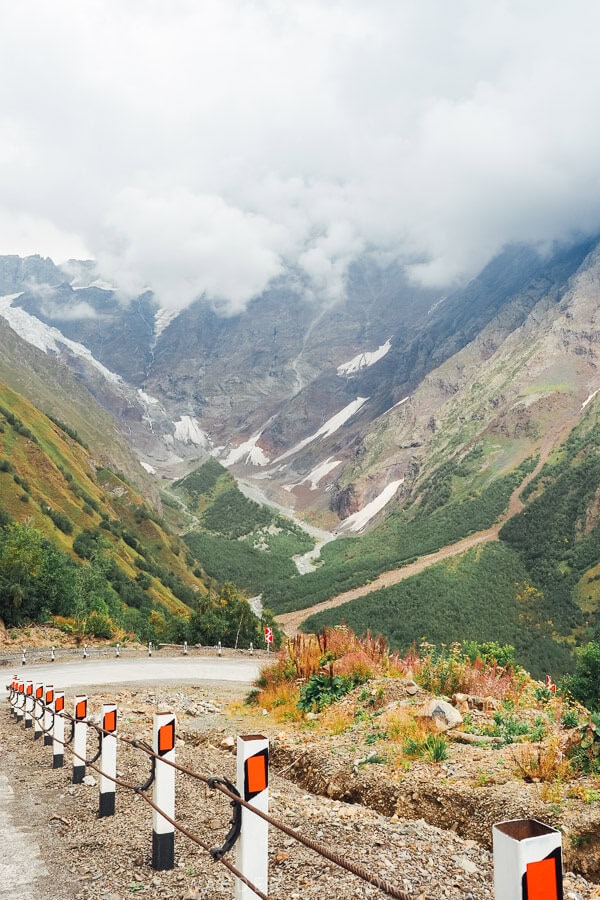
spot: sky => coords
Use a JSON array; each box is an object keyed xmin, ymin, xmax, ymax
[{"xmin": 1, "ymin": 0, "xmax": 600, "ymax": 313}]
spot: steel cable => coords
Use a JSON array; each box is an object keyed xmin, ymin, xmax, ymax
[
  {"xmin": 14, "ymin": 706, "xmax": 267, "ymax": 899},
  {"xmin": 12, "ymin": 696, "xmax": 415, "ymax": 899}
]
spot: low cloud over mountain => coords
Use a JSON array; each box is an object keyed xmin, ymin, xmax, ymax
[{"xmin": 2, "ymin": 1, "xmax": 600, "ymax": 312}]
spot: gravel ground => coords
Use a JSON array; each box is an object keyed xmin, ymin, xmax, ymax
[{"xmin": 2, "ymin": 681, "xmax": 599, "ymax": 900}]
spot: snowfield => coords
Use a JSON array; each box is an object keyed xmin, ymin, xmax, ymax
[
  {"xmin": 337, "ymin": 479, "xmax": 404, "ymax": 533},
  {"xmin": 173, "ymin": 416, "xmax": 209, "ymax": 447},
  {"xmin": 274, "ymin": 397, "xmax": 369, "ymax": 463},
  {"xmin": 284, "ymin": 457, "xmax": 342, "ymax": 492},
  {"xmin": 337, "ymin": 339, "xmax": 391, "ymax": 376},
  {"xmin": 221, "ymin": 432, "xmax": 271, "ymax": 467},
  {"xmin": 0, "ymin": 294, "xmax": 122, "ymax": 384}
]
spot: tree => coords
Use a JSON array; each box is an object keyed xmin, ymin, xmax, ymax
[{"xmin": 564, "ymin": 642, "xmax": 600, "ymax": 711}]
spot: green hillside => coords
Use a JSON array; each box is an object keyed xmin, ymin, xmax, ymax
[
  {"xmin": 298, "ymin": 401, "xmax": 600, "ymax": 677},
  {"xmin": 178, "ymin": 460, "xmax": 314, "ymax": 595},
  {"xmin": 0, "ymin": 383, "xmax": 271, "ymax": 647}
]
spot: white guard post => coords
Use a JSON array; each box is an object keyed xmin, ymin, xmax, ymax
[
  {"xmin": 15, "ymin": 681, "xmax": 24, "ymax": 724},
  {"xmin": 152, "ymin": 711, "xmax": 176, "ymax": 870},
  {"xmin": 43, "ymin": 686, "xmax": 54, "ymax": 745},
  {"xmin": 53, "ymin": 691, "xmax": 65, "ymax": 768},
  {"xmin": 99, "ymin": 703, "xmax": 117, "ymax": 817},
  {"xmin": 493, "ymin": 818, "xmax": 563, "ymax": 900},
  {"xmin": 218, "ymin": 641, "xmax": 222, "ymax": 657},
  {"xmin": 24, "ymin": 681, "xmax": 33, "ymax": 729},
  {"xmin": 235, "ymin": 735, "xmax": 268, "ymax": 900},
  {"xmin": 183, "ymin": 641, "xmax": 188, "ymax": 656},
  {"xmin": 148, "ymin": 641, "xmax": 152, "ymax": 657},
  {"xmin": 72, "ymin": 695, "xmax": 88, "ymax": 784},
  {"xmin": 33, "ymin": 684, "xmax": 43, "ymax": 740}
]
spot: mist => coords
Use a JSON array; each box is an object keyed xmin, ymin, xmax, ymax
[{"xmin": 1, "ymin": 1, "xmax": 600, "ymax": 313}]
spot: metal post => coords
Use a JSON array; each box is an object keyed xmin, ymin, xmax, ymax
[
  {"xmin": 43, "ymin": 686, "xmax": 54, "ymax": 745},
  {"xmin": 83, "ymin": 644, "xmax": 88, "ymax": 659},
  {"xmin": 15, "ymin": 681, "xmax": 24, "ymax": 723},
  {"xmin": 24, "ymin": 681, "xmax": 33, "ymax": 728},
  {"xmin": 493, "ymin": 819, "xmax": 563, "ymax": 899},
  {"xmin": 72, "ymin": 695, "xmax": 87, "ymax": 784},
  {"xmin": 152, "ymin": 712, "xmax": 176, "ymax": 870},
  {"xmin": 249, "ymin": 642, "xmax": 253, "ymax": 656},
  {"xmin": 148, "ymin": 641, "xmax": 152, "ymax": 657},
  {"xmin": 235, "ymin": 735, "xmax": 268, "ymax": 899},
  {"xmin": 21, "ymin": 648, "xmax": 26, "ymax": 666},
  {"xmin": 99, "ymin": 703, "xmax": 117, "ymax": 817},
  {"xmin": 50, "ymin": 646, "xmax": 55, "ymax": 663},
  {"xmin": 116, "ymin": 643, "xmax": 120, "ymax": 658},
  {"xmin": 218, "ymin": 641, "xmax": 222, "ymax": 657},
  {"xmin": 53, "ymin": 691, "xmax": 65, "ymax": 768},
  {"xmin": 183, "ymin": 641, "xmax": 188, "ymax": 656},
  {"xmin": 33, "ymin": 684, "xmax": 43, "ymax": 740}
]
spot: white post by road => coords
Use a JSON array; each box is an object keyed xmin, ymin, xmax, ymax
[
  {"xmin": 53, "ymin": 691, "xmax": 65, "ymax": 768},
  {"xmin": 33, "ymin": 684, "xmax": 43, "ymax": 739},
  {"xmin": 152, "ymin": 712, "xmax": 176, "ymax": 870},
  {"xmin": 72, "ymin": 695, "xmax": 88, "ymax": 784},
  {"xmin": 43, "ymin": 685, "xmax": 53, "ymax": 744},
  {"xmin": 15, "ymin": 681, "xmax": 24, "ymax": 723},
  {"xmin": 99, "ymin": 703, "xmax": 117, "ymax": 817},
  {"xmin": 235, "ymin": 734, "xmax": 268, "ymax": 899},
  {"xmin": 24, "ymin": 681, "xmax": 33, "ymax": 729}
]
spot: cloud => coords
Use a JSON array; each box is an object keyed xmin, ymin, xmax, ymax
[{"xmin": 1, "ymin": 1, "xmax": 600, "ymax": 312}]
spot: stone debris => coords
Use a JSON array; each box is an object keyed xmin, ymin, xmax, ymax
[{"xmin": 1, "ymin": 681, "xmax": 599, "ymax": 900}]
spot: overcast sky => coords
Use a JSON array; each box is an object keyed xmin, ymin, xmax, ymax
[{"xmin": 1, "ymin": 0, "xmax": 600, "ymax": 313}]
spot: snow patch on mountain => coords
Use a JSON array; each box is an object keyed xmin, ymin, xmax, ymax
[
  {"xmin": 0, "ymin": 293, "xmax": 122, "ymax": 384},
  {"xmin": 275, "ymin": 397, "xmax": 369, "ymax": 463},
  {"xmin": 155, "ymin": 308, "xmax": 179, "ymax": 340},
  {"xmin": 392, "ymin": 395, "xmax": 410, "ymax": 410},
  {"xmin": 138, "ymin": 390, "xmax": 161, "ymax": 406},
  {"xmin": 284, "ymin": 457, "xmax": 342, "ymax": 492},
  {"xmin": 337, "ymin": 479, "xmax": 404, "ymax": 533},
  {"xmin": 140, "ymin": 461, "xmax": 157, "ymax": 474},
  {"xmin": 337, "ymin": 340, "xmax": 391, "ymax": 376},
  {"xmin": 221, "ymin": 432, "xmax": 271, "ymax": 467},
  {"xmin": 173, "ymin": 416, "xmax": 209, "ymax": 447},
  {"xmin": 581, "ymin": 388, "xmax": 600, "ymax": 411}
]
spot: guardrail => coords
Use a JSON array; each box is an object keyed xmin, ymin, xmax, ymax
[
  {"xmin": 0, "ymin": 640, "xmax": 264, "ymax": 669},
  {"xmin": 7, "ymin": 673, "xmax": 414, "ymax": 899}
]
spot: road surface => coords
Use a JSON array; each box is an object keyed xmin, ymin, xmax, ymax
[{"xmin": 8, "ymin": 656, "xmax": 263, "ymax": 689}]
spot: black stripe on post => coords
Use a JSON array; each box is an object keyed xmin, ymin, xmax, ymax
[
  {"xmin": 72, "ymin": 765, "xmax": 85, "ymax": 785},
  {"xmin": 152, "ymin": 831, "xmax": 174, "ymax": 871},
  {"xmin": 44, "ymin": 734, "xmax": 52, "ymax": 746},
  {"xmin": 52, "ymin": 754, "xmax": 64, "ymax": 769},
  {"xmin": 99, "ymin": 791, "xmax": 115, "ymax": 818}
]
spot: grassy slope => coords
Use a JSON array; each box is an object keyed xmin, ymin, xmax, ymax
[{"xmin": 0, "ymin": 382, "xmax": 207, "ymax": 618}]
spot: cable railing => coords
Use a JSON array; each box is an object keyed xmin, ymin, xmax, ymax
[{"xmin": 7, "ymin": 674, "xmax": 415, "ymax": 899}]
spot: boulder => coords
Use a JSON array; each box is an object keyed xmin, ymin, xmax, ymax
[{"xmin": 418, "ymin": 697, "xmax": 463, "ymax": 731}]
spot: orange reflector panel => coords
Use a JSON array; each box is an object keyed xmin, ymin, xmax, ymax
[
  {"xmin": 18, "ymin": 683, "xmax": 24, "ymax": 693},
  {"xmin": 75, "ymin": 700, "xmax": 87, "ymax": 720},
  {"xmin": 158, "ymin": 720, "xmax": 175, "ymax": 755},
  {"xmin": 244, "ymin": 749, "xmax": 268, "ymax": 800},
  {"xmin": 55, "ymin": 695, "xmax": 64, "ymax": 712},
  {"xmin": 45, "ymin": 689, "xmax": 54, "ymax": 703},
  {"xmin": 26, "ymin": 683, "xmax": 33, "ymax": 695},
  {"xmin": 103, "ymin": 709, "xmax": 117, "ymax": 732},
  {"xmin": 35, "ymin": 686, "xmax": 43, "ymax": 698},
  {"xmin": 525, "ymin": 857, "xmax": 559, "ymax": 900}
]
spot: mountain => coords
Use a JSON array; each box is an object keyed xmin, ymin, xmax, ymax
[{"xmin": 2, "ymin": 238, "xmax": 600, "ymax": 670}]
